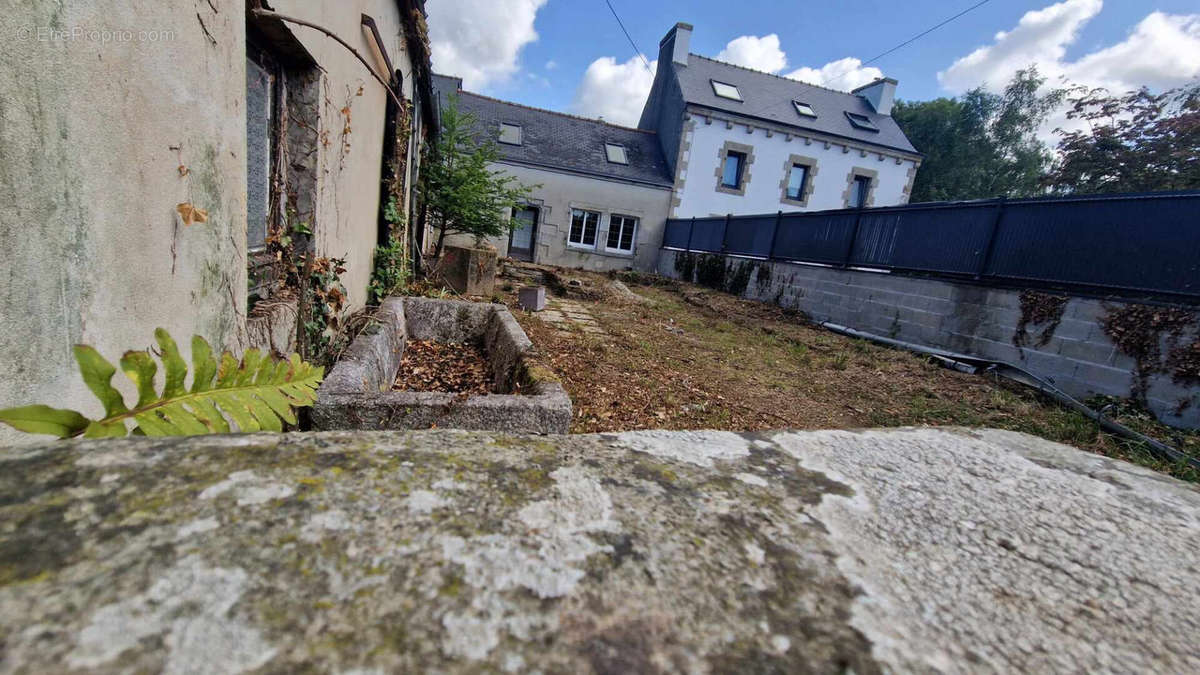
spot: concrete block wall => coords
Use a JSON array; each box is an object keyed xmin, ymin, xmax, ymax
[{"xmin": 657, "ymin": 250, "xmax": 1200, "ymax": 429}]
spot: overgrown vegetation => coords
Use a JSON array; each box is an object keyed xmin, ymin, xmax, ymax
[
  {"xmin": 369, "ymin": 198, "xmax": 411, "ymax": 304},
  {"xmin": 1100, "ymin": 303, "xmax": 1198, "ymax": 406},
  {"xmin": 0, "ymin": 329, "xmax": 322, "ymax": 438},
  {"xmin": 1013, "ymin": 290, "xmax": 1068, "ymax": 351},
  {"xmin": 418, "ymin": 96, "xmax": 536, "ymax": 259},
  {"xmin": 298, "ymin": 254, "xmax": 348, "ymax": 369},
  {"xmin": 500, "ymin": 270, "xmax": 1200, "ymax": 482}
]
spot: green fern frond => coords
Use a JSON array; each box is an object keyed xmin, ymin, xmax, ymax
[{"xmin": 0, "ymin": 330, "xmax": 323, "ymax": 439}]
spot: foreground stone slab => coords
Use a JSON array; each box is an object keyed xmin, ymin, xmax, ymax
[{"xmin": 1, "ymin": 428, "xmax": 1198, "ymax": 673}]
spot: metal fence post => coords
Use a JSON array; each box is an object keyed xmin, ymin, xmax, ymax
[
  {"xmin": 842, "ymin": 206, "xmax": 864, "ymax": 268},
  {"xmin": 686, "ymin": 217, "xmax": 695, "ymax": 252},
  {"xmin": 767, "ymin": 210, "xmax": 783, "ymax": 259},
  {"xmin": 975, "ymin": 197, "xmax": 1006, "ymax": 279},
  {"xmin": 721, "ymin": 213, "xmax": 731, "ymax": 253}
]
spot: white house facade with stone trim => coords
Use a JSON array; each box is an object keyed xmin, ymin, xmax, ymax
[{"xmin": 674, "ymin": 110, "xmax": 921, "ymax": 218}]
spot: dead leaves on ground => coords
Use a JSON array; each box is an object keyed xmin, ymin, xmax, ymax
[{"xmin": 394, "ymin": 339, "xmax": 491, "ymax": 395}]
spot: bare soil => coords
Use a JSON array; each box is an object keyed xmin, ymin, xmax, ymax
[
  {"xmin": 395, "ymin": 339, "xmax": 491, "ymax": 395},
  {"xmin": 494, "ymin": 268, "xmax": 1200, "ymax": 482}
]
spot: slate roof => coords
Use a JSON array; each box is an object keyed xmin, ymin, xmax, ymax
[
  {"xmin": 431, "ymin": 74, "xmax": 674, "ymax": 188},
  {"xmin": 673, "ymin": 54, "xmax": 918, "ymax": 155}
]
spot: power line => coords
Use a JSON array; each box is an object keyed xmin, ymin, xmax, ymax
[
  {"xmin": 604, "ymin": 0, "xmax": 654, "ymax": 75},
  {"xmin": 824, "ymin": 0, "xmax": 993, "ymax": 87}
]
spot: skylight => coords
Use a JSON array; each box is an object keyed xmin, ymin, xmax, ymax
[
  {"xmin": 792, "ymin": 101, "xmax": 817, "ymax": 117},
  {"xmin": 710, "ymin": 80, "xmax": 742, "ymax": 101},
  {"xmin": 845, "ymin": 112, "xmax": 879, "ymax": 132},
  {"xmin": 499, "ymin": 122, "xmax": 522, "ymax": 145},
  {"xmin": 604, "ymin": 143, "xmax": 628, "ymax": 165}
]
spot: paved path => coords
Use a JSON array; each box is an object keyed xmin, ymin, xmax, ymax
[{"xmin": 537, "ymin": 298, "xmax": 607, "ymax": 336}]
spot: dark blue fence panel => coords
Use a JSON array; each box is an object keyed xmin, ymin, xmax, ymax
[
  {"xmin": 986, "ymin": 195, "xmax": 1200, "ymax": 295},
  {"xmin": 724, "ymin": 214, "xmax": 777, "ymax": 257},
  {"xmin": 852, "ymin": 203, "xmax": 997, "ymax": 274},
  {"xmin": 687, "ymin": 217, "xmax": 726, "ymax": 253},
  {"xmin": 661, "ymin": 218, "xmax": 691, "ymax": 249},
  {"xmin": 661, "ymin": 191, "xmax": 1200, "ymax": 299},
  {"xmin": 773, "ymin": 211, "xmax": 857, "ymax": 264}
]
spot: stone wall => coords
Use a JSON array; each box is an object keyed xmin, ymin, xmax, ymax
[{"xmin": 658, "ymin": 249, "xmax": 1200, "ymax": 429}]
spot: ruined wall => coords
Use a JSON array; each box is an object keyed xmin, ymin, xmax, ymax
[
  {"xmin": 658, "ymin": 250, "xmax": 1200, "ymax": 429},
  {"xmin": 0, "ymin": 1, "xmax": 247, "ymax": 445},
  {"xmin": 269, "ymin": 0, "xmax": 416, "ymax": 310}
]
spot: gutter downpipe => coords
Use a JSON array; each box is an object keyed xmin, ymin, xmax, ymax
[{"xmin": 818, "ymin": 321, "xmax": 1200, "ymax": 471}]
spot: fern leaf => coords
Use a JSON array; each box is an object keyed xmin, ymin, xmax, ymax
[
  {"xmin": 191, "ymin": 336, "xmax": 218, "ymax": 393},
  {"xmin": 0, "ymin": 405, "xmax": 89, "ymax": 438},
  {"xmin": 155, "ymin": 329, "xmax": 188, "ymax": 398},
  {"xmin": 74, "ymin": 346, "xmax": 128, "ymax": 417},
  {"xmin": 120, "ymin": 351, "xmax": 159, "ymax": 408},
  {"xmin": 0, "ymin": 329, "xmax": 323, "ymax": 439}
]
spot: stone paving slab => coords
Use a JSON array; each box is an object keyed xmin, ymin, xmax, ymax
[{"xmin": 2, "ymin": 428, "xmax": 1199, "ymax": 673}]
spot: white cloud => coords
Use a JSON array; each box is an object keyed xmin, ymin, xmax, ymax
[
  {"xmin": 939, "ymin": 0, "xmax": 1200, "ymax": 95},
  {"xmin": 716, "ymin": 34, "xmax": 787, "ymax": 73},
  {"xmin": 786, "ymin": 58, "xmax": 884, "ymax": 91},
  {"xmin": 545, "ymin": 60, "xmax": 558, "ymax": 70},
  {"xmin": 569, "ymin": 56, "xmax": 657, "ymax": 127},
  {"xmin": 426, "ymin": 0, "xmax": 548, "ymax": 90}
]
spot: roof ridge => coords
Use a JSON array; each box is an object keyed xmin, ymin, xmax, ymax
[
  {"xmin": 686, "ymin": 53, "xmax": 863, "ymax": 97},
  {"xmin": 454, "ymin": 90, "xmax": 657, "ymax": 135}
]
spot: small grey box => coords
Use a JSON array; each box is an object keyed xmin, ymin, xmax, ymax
[{"xmin": 518, "ymin": 285, "xmax": 546, "ymax": 311}]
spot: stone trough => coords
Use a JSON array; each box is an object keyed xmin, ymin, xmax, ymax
[{"xmin": 312, "ymin": 297, "xmax": 570, "ymax": 433}]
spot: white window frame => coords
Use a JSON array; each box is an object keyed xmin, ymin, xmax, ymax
[
  {"xmin": 710, "ymin": 79, "xmax": 742, "ymax": 101},
  {"xmin": 604, "ymin": 214, "xmax": 638, "ymax": 254},
  {"xmin": 568, "ymin": 208, "xmax": 600, "ymax": 249},
  {"xmin": 499, "ymin": 122, "xmax": 522, "ymax": 145},
  {"xmin": 604, "ymin": 143, "xmax": 628, "ymax": 164},
  {"xmin": 792, "ymin": 100, "xmax": 817, "ymax": 118}
]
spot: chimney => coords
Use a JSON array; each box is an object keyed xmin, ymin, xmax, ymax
[
  {"xmin": 853, "ymin": 77, "xmax": 898, "ymax": 116},
  {"xmin": 658, "ymin": 22, "xmax": 692, "ymax": 67}
]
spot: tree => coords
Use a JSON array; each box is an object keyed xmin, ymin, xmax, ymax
[
  {"xmin": 893, "ymin": 68, "xmax": 1063, "ymax": 202},
  {"xmin": 1045, "ymin": 81, "xmax": 1200, "ymax": 194},
  {"xmin": 418, "ymin": 96, "xmax": 535, "ymax": 259}
]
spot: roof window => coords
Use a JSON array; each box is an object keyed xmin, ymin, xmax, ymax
[
  {"xmin": 604, "ymin": 143, "xmax": 628, "ymax": 164},
  {"xmin": 710, "ymin": 80, "xmax": 742, "ymax": 101},
  {"xmin": 792, "ymin": 101, "xmax": 817, "ymax": 118},
  {"xmin": 499, "ymin": 122, "xmax": 522, "ymax": 145},
  {"xmin": 845, "ymin": 112, "xmax": 879, "ymax": 132}
]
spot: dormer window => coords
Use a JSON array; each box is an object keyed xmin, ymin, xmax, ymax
[
  {"xmin": 499, "ymin": 122, "xmax": 522, "ymax": 145},
  {"xmin": 604, "ymin": 143, "xmax": 628, "ymax": 164},
  {"xmin": 792, "ymin": 101, "xmax": 816, "ymax": 118},
  {"xmin": 845, "ymin": 112, "xmax": 879, "ymax": 132},
  {"xmin": 710, "ymin": 80, "xmax": 742, "ymax": 101}
]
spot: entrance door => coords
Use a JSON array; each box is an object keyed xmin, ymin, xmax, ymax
[{"xmin": 509, "ymin": 206, "xmax": 538, "ymax": 261}]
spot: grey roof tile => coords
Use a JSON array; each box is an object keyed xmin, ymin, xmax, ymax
[
  {"xmin": 675, "ymin": 55, "xmax": 918, "ymax": 155},
  {"xmin": 431, "ymin": 74, "xmax": 674, "ymax": 187}
]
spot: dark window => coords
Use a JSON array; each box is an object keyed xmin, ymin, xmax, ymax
[
  {"xmin": 722, "ymin": 151, "xmax": 745, "ymax": 188},
  {"xmin": 606, "ymin": 215, "xmax": 637, "ymax": 253},
  {"xmin": 569, "ymin": 209, "xmax": 600, "ymax": 247},
  {"xmin": 850, "ymin": 175, "xmax": 872, "ymax": 208},
  {"xmin": 786, "ymin": 164, "xmax": 809, "ymax": 200},
  {"xmin": 845, "ymin": 112, "xmax": 879, "ymax": 131}
]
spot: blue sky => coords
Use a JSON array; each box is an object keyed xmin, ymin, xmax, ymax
[{"xmin": 425, "ymin": 0, "xmax": 1200, "ymax": 126}]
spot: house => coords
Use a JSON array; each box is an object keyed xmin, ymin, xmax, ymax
[
  {"xmin": 430, "ymin": 75, "xmax": 675, "ymax": 273},
  {"xmin": 639, "ymin": 23, "xmax": 921, "ymax": 218},
  {"xmin": 0, "ymin": 1, "xmax": 435, "ymax": 445}
]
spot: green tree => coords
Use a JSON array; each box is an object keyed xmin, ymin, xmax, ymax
[
  {"xmin": 419, "ymin": 96, "xmax": 535, "ymax": 259},
  {"xmin": 893, "ymin": 68, "xmax": 1063, "ymax": 202},
  {"xmin": 1045, "ymin": 81, "xmax": 1200, "ymax": 194}
]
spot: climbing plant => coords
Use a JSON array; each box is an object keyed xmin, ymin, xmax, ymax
[{"xmin": 0, "ymin": 329, "xmax": 322, "ymax": 438}]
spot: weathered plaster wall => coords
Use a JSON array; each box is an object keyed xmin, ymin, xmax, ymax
[
  {"xmin": 0, "ymin": 1, "xmax": 247, "ymax": 445},
  {"xmin": 443, "ymin": 162, "xmax": 674, "ymax": 273},
  {"xmin": 270, "ymin": 0, "xmax": 414, "ymax": 309},
  {"xmin": 659, "ymin": 250, "xmax": 1200, "ymax": 429},
  {"xmin": 674, "ymin": 110, "xmax": 919, "ymax": 218}
]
